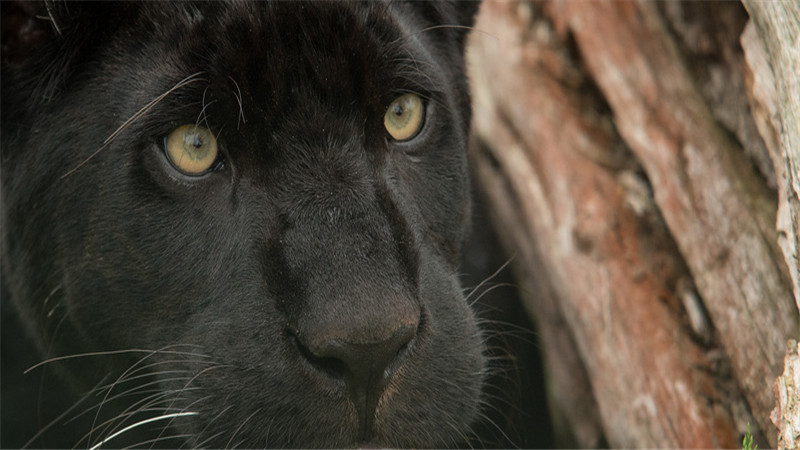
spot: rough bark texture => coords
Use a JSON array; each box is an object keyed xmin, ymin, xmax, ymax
[
  {"xmin": 467, "ymin": 1, "xmax": 800, "ymax": 447},
  {"xmin": 740, "ymin": 5, "xmax": 800, "ymax": 444},
  {"xmin": 772, "ymin": 340, "xmax": 800, "ymax": 450},
  {"xmin": 742, "ymin": 0, "xmax": 800, "ymax": 322}
]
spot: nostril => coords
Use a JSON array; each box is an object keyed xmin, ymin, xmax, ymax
[
  {"xmin": 289, "ymin": 319, "xmax": 419, "ymax": 441},
  {"xmin": 290, "ymin": 331, "xmax": 349, "ymax": 380},
  {"xmin": 290, "ymin": 323, "xmax": 417, "ymax": 385},
  {"xmin": 383, "ymin": 324, "xmax": 416, "ymax": 374}
]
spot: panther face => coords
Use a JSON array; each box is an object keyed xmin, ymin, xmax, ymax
[{"xmin": 2, "ymin": 1, "xmax": 485, "ymax": 447}]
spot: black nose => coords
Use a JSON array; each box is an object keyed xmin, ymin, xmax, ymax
[
  {"xmin": 293, "ymin": 319, "xmax": 418, "ymax": 438},
  {"xmin": 306, "ymin": 323, "xmax": 416, "ymax": 382}
]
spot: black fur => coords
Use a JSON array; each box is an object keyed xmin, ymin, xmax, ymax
[{"xmin": 0, "ymin": 1, "xmax": 538, "ymax": 448}]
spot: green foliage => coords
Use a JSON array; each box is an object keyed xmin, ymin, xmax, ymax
[{"xmin": 742, "ymin": 423, "xmax": 757, "ymax": 450}]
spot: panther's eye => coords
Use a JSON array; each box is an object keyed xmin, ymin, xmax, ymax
[
  {"xmin": 164, "ymin": 124, "xmax": 219, "ymax": 175},
  {"xmin": 384, "ymin": 93, "xmax": 424, "ymax": 141}
]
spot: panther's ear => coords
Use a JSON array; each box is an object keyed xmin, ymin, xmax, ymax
[
  {"xmin": 1, "ymin": 1, "xmax": 57, "ymax": 63},
  {"xmin": 1, "ymin": 1, "xmax": 128, "ymax": 64},
  {"xmin": 2, "ymin": 1, "xmax": 133, "ymax": 107}
]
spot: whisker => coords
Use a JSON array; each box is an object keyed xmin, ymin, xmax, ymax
[
  {"xmin": 214, "ymin": 124, "xmax": 227, "ymax": 149},
  {"xmin": 38, "ymin": 284, "xmax": 63, "ymax": 315},
  {"xmin": 26, "ymin": 346, "xmax": 210, "ymax": 374},
  {"xmin": 61, "ymin": 72, "xmax": 206, "ymax": 178},
  {"xmin": 69, "ymin": 379, "xmax": 199, "ymax": 426},
  {"xmin": 152, "ymin": 394, "xmax": 215, "ymax": 449},
  {"xmin": 22, "ymin": 376, "xmax": 110, "ymax": 449},
  {"xmin": 228, "ymin": 76, "xmax": 246, "ymax": 128},
  {"xmin": 463, "ymin": 255, "xmax": 515, "ymax": 302},
  {"xmin": 387, "ymin": 23, "xmax": 493, "ymax": 47},
  {"xmin": 192, "ymin": 426, "xmax": 228, "ymax": 449},
  {"xmin": 93, "ymin": 358, "xmax": 217, "ymax": 392},
  {"xmin": 27, "ymin": 352, "xmax": 210, "ymax": 442},
  {"xmin": 163, "ymin": 364, "xmax": 231, "ymax": 417},
  {"xmin": 35, "ymin": 307, "xmax": 70, "ymax": 441},
  {"xmin": 437, "ymin": 406, "xmax": 473, "ymax": 449},
  {"xmin": 226, "ymin": 407, "xmax": 262, "ymax": 449},
  {"xmin": 87, "ymin": 412, "xmax": 198, "ymax": 450},
  {"xmin": 126, "ymin": 433, "xmax": 194, "ymax": 449},
  {"xmin": 474, "ymin": 411, "xmax": 518, "ymax": 449},
  {"xmin": 196, "ymin": 86, "xmax": 217, "ymax": 129},
  {"xmin": 75, "ymin": 378, "xmax": 203, "ymax": 445},
  {"xmin": 467, "ymin": 282, "xmax": 519, "ymax": 309},
  {"xmin": 79, "ymin": 405, "xmax": 177, "ymax": 448},
  {"xmin": 87, "ymin": 390, "xmax": 211, "ymax": 448},
  {"xmin": 476, "ymin": 317, "xmax": 536, "ymax": 333},
  {"xmin": 145, "ymin": 365, "xmax": 230, "ymax": 447},
  {"xmin": 479, "ymin": 389, "xmax": 519, "ymax": 412},
  {"xmin": 260, "ymin": 416, "xmax": 277, "ymax": 448},
  {"xmin": 190, "ymin": 404, "xmax": 234, "ymax": 449},
  {"xmin": 85, "ymin": 347, "xmax": 209, "ymax": 445},
  {"xmin": 69, "ymin": 387, "xmax": 169, "ymax": 426},
  {"xmin": 478, "ymin": 319, "xmax": 537, "ymax": 337},
  {"xmin": 93, "ymin": 369, "xmax": 193, "ymax": 392},
  {"xmin": 43, "ymin": 1, "xmax": 62, "ymax": 36}
]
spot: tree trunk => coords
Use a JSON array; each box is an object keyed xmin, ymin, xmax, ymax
[
  {"xmin": 467, "ymin": 1, "xmax": 800, "ymax": 447},
  {"xmin": 742, "ymin": 0, "xmax": 800, "ymax": 316}
]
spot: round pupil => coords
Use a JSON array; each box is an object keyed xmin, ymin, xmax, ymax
[{"xmin": 392, "ymin": 104, "xmax": 404, "ymax": 116}]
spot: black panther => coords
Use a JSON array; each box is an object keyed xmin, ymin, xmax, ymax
[{"xmin": 1, "ymin": 1, "xmax": 548, "ymax": 448}]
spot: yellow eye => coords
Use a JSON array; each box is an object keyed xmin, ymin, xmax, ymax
[
  {"xmin": 165, "ymin": 124, "xmax": 219, "ymax": 175},
  {"xmin": 384, "ymin": 93, "xmax": 424, "ymax": 141}
]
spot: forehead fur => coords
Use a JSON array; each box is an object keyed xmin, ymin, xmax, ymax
[
  {"xmin": 3, "ymin": 1, "xmax": 476, "ymax": 116},
  {"xmin": 132, "ymin": 2, "xmax": 449, "ymax": 100}
]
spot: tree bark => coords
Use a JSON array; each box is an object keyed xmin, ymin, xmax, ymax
[
  {"xmin": 467, "ymin": 1, "xmax": 800, "ymax": 447},
  {"xmin": 771, "ymin": 340, "xmax": 800, "ymax": 450},
  {"xmin": 741, "ymin": 4, "xmax": 800, "ymax": 448},
  {"xmin": 741, "ymin": 0, "xmax": 800, "ymax": 315}
]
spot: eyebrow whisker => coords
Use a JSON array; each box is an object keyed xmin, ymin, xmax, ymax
[
  {"xmin": 229, "ymin": 76, "xmax": 246, "ymax": 129},
  {"xmin": 61, "ymin": 72, "xmax": 206, "ymax": 179}
]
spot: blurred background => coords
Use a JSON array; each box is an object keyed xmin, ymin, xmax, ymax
[{"xmin": 465, "ymin": 1, "xmax": 800, "ymax": 448}]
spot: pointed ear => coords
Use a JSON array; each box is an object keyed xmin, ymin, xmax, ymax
[
  {"xmin": 1, "ymin": 1, "xmax": 127, "ymax": 64},
  {"xmin": 1, "ymin": 1, "xmax": 57, "ymax": 63},
  {"xmin": 2, "ymin": 1, "xmax": 132, "ymax": 108}
]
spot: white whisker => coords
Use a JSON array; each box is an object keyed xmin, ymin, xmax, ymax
[
  {"xmin": 463, "ymin": 255, "xmax": 515, "ymax": 304},
  {"xmin": 61, "ymin": 72, "xmax": 205, "ymax": 178},
  {"xmin": 226, "ymin": 407, "xmax": 262, "ymax": 449},
  {"xmin": 228, "ymin": 76, "xmax": 246, "ymax": 128},
  {"xmin": 25, "ymin": 347, "xmax": 210, "ymax": 374},
  {"xmin": 88, "ymin": 412, "xmax": 198, "ymax": 450},
  {"xmin": 22, "ymin": 376, "xmax": 109, "ymax": 448}
]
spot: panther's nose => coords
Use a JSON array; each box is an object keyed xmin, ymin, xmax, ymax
[
  {"xmin": 296, "ymin": 320, "xmax": 417, "ymax": 386},
  {"xmin": 307, "ymin": 322, "xmax": 416, "ymax": 380},
  {"xmin": 293, "ymin": 316, "xmax": 419, "ymax": 438}
]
